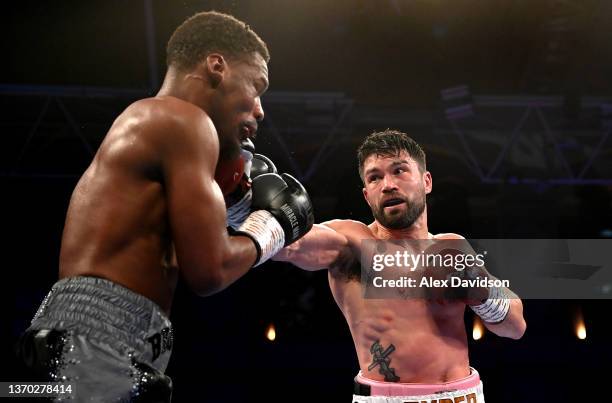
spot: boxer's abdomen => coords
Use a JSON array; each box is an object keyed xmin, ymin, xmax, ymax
[
  {"xmin": 341, "ymin": 291, "xmax": 470, "ymax": 383},
  {"xmin": 59, "ymin": 138, "xmax": 178, "ymax": 314}
]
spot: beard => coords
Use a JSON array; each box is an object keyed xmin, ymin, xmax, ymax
[{"xmin": 372, "ymin": 189, "xmax": 426, "ymax": 230}]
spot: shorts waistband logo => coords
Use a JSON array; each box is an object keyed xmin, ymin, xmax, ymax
[
  {"xmin": 403, "ymin": 393, "xmax": 477, "ymax": 403},
  {"xmin": 147, "ymin": 327, "xmax": 173, "ymax": 361}
]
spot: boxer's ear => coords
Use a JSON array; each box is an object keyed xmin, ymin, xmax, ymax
[
  {"xmin": 205, "ymin": 53, "xmax": 226, "ymax": 88},
  {"xmin": 423, "ymin": 171, "xmax": 432, "ymax": 194}
]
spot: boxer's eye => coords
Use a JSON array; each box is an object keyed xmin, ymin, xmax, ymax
[{"xmin": 368, "ymin": 175, "xmax": 381, "ymax": 183}]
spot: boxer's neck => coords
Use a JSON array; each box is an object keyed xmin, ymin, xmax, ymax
[{"xmin": 157, "ymin": 68, "xmax": 210, "ymax": 110}]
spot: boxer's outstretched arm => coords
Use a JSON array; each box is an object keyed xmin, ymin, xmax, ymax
[
  {"xmin": 273, "ymin": 223, "xmax": 349, "ymax": 271},
  {"xmin": 155, "ymin": 100, "xmax": 257, "ymax": 296}
]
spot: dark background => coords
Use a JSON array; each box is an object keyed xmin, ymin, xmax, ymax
[{"xmin": 2, "ymin": 1, "xmax": 611, "ymax": 402}]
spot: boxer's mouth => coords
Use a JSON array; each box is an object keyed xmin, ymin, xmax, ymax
[
  {"xmin": 241, "ymin": 123, "xmax": 257, "ymax": 140},
  {"xmin": 382, "ymin": 198, "xmax": 405, "ymax": 208}
]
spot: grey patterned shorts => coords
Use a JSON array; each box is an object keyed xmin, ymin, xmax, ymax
[{"xmin": 18, "ymin": 276, "xmax": 173, "ymax": 402}]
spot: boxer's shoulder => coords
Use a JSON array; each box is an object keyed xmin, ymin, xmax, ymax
[
  {"xmin": 432, "ymin": 232, "xmax": 465, "ymax": 240},
  {"xmin": 323, "ymin": 219, "xmax": 373, "ymax": 238},
  {"xmin": 141, "ymin": 96, "xmax": 214, "ymax": 134},
  {"xmin": 114, "ymin": 97, "xmax": 219, "ymax": 155}
]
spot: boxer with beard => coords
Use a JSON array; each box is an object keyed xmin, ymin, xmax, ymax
[{"xmin": 274, "ymin": 129, "xmax": 526, "ymax": 403}]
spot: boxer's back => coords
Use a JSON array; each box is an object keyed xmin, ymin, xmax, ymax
[
  {"xmin": 325, "ymin": 220, "xmax": 471, "ymax": 383},
  {"xmin": 59, "ymin": 97, "xmax": 194, "ymax": 314}
]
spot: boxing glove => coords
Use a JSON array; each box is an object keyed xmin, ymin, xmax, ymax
[
  {"xmin": 225, "ymin": 151, "xmax": 278, "ymax": 229},
  {"xmin": 215, "ymin": 138, "xmax": 254, "ymax": 196},
  {"xmin": 236, "ymin": 173, "xmax": 314, "ymax": 266},
  {"xmin": 250, "ymin": 153, "xmax": 277, "ymax": 178}
]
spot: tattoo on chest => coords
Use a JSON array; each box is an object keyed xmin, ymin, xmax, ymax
[{"xmin": 368, "ymin": 340, "xmax": 400, "ymax": 382}]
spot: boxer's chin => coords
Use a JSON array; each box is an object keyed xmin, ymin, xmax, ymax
[
  {"xmin": 374, "ymin": 198, "xmax": 426, "ymax": 230},
  {"xmin": 379, "ymin": 212, "xmax": 416, "ymax": 230},
  {"xmin": 218, "ymin": 136, "xmax": 241, "ymax": 161}
]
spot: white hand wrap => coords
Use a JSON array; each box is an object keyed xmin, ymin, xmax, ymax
[
  {"xmin": 470, "ymin": 286, "xmax": 510, "ymax": 324},
  {"xmin": 237, "ymin": 210, "xmax": 285, "ymax": 266}
]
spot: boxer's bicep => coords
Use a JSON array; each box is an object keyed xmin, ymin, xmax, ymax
[
  {"xmin": 167, "ymin": 167, "xmax": 258, "ymax": 294},
  {"xmin": 156, "ymin": 115, "xmax": 237, "ymax": 294},
  {"xmin": 163, "ymin": 137, "xmax": 229, "ymax": 290},
  {"xmin": 273, "ymin": 223, "xmax": 349, "ymax": 270}
]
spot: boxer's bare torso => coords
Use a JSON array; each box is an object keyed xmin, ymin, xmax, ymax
[
  {"xmin": 276, "ymin": 136, "xmax": 525, "ymax": 385},
  {"xmin": 59, "ymin": 96, "xmax": 213, "ymax": 315},
  {"xmin": 59, "ymin": 52, "xmax": 271, "ymax": 315},
  {"xmin": 278, "ymin": 221, "xmax": 470, "ymax": 383}
]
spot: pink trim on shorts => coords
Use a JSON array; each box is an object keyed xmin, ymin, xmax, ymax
[{"xmin": 355, "ymin": 367, "xmax": 480, "ymax": 397}]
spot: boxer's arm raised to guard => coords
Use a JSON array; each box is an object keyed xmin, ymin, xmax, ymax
[
  {"xmin": 155, "ymin": 102, "xmax": 257, "ymax": 296},
  {"xmin": 434, "ymin": 233, "xmax": 526, "ymax": 339},
  {"xmin": 481, "ymin": 288, "xmax": 526, "ymax": 339},
  {"xmin": 273, "ymin": 223, "xmax": 349, "ymax": 270}
]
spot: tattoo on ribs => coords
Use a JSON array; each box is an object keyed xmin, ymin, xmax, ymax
[{"xmin": 368, "ymin": 340, "xmax": 400, "ymax": 382}]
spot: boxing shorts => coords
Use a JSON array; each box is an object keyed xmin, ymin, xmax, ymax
[
  {"xmin": 352, "ymin": 367, "xmax": 485, "ymax": 403},
  {"xmin": 17, "ymin": 276, "xmax": 173, "ymax": 402}
]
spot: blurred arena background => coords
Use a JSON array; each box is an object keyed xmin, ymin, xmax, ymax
[{"xmin": 1, "ymin": 1, "xmax": 611, "ymax": 401}]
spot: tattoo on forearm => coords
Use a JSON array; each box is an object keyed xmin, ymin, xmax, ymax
[{"xmin": 368, "ymin": 340, "xmax": 400, "ymax": 382}]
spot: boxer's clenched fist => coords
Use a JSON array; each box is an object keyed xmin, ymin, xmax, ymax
[{"xmin": 236, "ymin": 173, "xmax": 314, "ymax": 266}]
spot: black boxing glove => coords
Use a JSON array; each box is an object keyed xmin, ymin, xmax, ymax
[
  {"xmin": 236, "ymin": 173, "xmax": 314, "ymax": 266},
  {"xmin": 250, "ymin": 153, "xmax": 277, "ymax": 178},
  {"xmin": 217, "ymin": 138, "xmax": 255, "ymax": 198},
  {"xmin": 225, "ymin": 150, "xmax": 278, "ymax": 229}
]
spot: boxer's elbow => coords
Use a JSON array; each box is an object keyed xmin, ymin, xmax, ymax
[
  {"xmin": 500, "ymin": 305, "xmax": 527, "ymax": 340},
  {"xmin": 487, "ymin": 318, "xmax": 526, "ymax": 340},
  {"xmin": 509, "ymin": 299, "xmax": 527, "ymax": 339},
  {"xmin": 181, "ymin": 262, "xmax": 224, "ymax": 297},
  {"xmin": 509, "ymin": 317, "xmax": 527, "ymax": 340},
  {"xmin": 195, "ymin": 240, "xmax": 256, "ymax": 295},
  {"xmin": 191, "ymin": 275, "xmax": 224, "ymax": 297}
]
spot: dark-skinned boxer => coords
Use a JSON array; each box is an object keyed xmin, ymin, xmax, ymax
[{"xmin": 17, "ymin": 11, "xmax": 313, "ymax": 402}]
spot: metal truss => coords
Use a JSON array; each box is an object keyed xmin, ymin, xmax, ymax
[
  {"xmin": 0, "ymin": 84, "xmax": 147, "ymax": 178},
  {"xmin": 3, "ymin": 83, "xmax": 610, "ymax": 187},
  {"xmin": 0, "ymin": 86, "xmax": 354, "ymax": 183},
  {"xmin": 440, "ymin": 94, "xmax": 612, "ymax": 186},
  {"xmin": 256, "ymin": 91, "xmax": 354, "ymax": 183}
]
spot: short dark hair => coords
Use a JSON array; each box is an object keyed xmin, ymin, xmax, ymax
[
  {"xmin": 357, "ymin": 129, "xmax": 426, "ymax": 181},
  {"xmin": 166, "ymin": 11, "xmax": 270, "ymax": 70}
]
